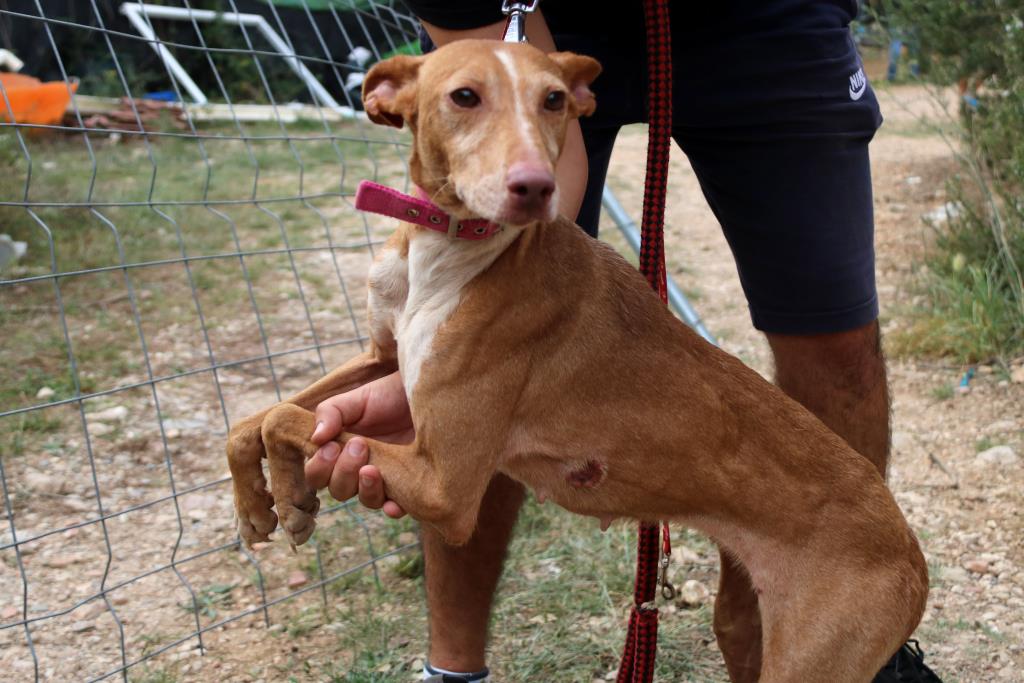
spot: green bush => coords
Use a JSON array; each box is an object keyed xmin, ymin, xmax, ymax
[{"xmin": 885, "ymin": 0, "xmax": 1024, "ymax": 362}]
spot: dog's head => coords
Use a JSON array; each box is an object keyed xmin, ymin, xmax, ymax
[{"xmin": 361, "ymin": 40, "xmax": 600, "ymax": 226}]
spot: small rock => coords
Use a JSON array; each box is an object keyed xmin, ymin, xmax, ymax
[
  {"xmin": 82, "ymin": 602, "xmax": 106, "ymax": 619},
  {"xmin": 24, "ymin": 470, "xmax": 69, "ymax": 495},
  {"xmin": 905, "ymin": 175, "xmax": 922, "ymax": 185},
  {"xmin": 678, "ymin": 579, "xmax": 710, "ymax": 607},
  {"xmin": 162, "ymin": 417, "xmax": 207, "ymax": 431},
  {"xmin": 35, "ymin": 386, "xmax": 55, "ymax": 400},
  {"xmin": 70, "ymin": 620, "xmax": 95, "ymax": 633},
  {"xmin": 942, "ymin": 566, "xmax": 969, "ymax": 583},
  {"xmin": 89, "ymin": 406, "xmax": 128, "ymax": 422},
  {"xmin": 267, "ymin": 623, "xmax": 284, "ymax": 633},
  {"xmin": 89, "ymin": 422, "xmax": 114, "ymax": 437},
  {"xmin": 1011, "ymin": 365, "xmax": 1024, "ymax": 384},
  {"xmin": 181, "ymin": 494, "xmax": 218, "ymax": 512},
  {"xmin": 671, "ymin": 545, "xmax": 701, "ymax": 565},
  {"xmin": 976, "ymin": 445, "xmax": 1019, "ymax": 467},
  {"xmin": 984, "ymin": 420, "xmax": 1018, "ymax": 435},
  {"xmin": 44, "ymin": 555, "xmax": 82, "ymax": 568},
  {"xmin": 964, "ymin": 559, "xmax": 991, "ymax": 574},
  {"xmin": 1, "ymin": 605, "xmax": 18, "ymax": 620},
  {"xmin": 287, "ymin": 570, "xmax": 308, "ymax": 589},
  {"xmin": 891, "ymin": 431, "xmax": 914, "ymax": 452},
  {"xmin": 60, "ymin": 497, "xmax": 94, "ymax": 513}
]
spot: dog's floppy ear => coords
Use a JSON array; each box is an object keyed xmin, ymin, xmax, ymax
[
  {"xmin": 362, "ymin": 55, "xmax": 425, "ymax": 128},
  {"xmin": 548, "ymin": 52, "xmax": 602, "ymax": 118}
]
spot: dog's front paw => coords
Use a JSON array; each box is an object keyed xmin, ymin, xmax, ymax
[
  {"xmin": 235, "ymin": 488, "xmax": 279, "ymax": 547},
  {"xmin": 227, "ymin": 415, "xmax": 279, "ymax": 548},
  {"xmin": 277, "ymin": 489, "xmax": 320, "ymax": 548}
]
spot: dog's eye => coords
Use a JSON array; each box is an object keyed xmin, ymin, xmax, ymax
[
  {"xmin": 544, "ymin": 91, "xmax": 566, "ymax": 111},
  {"xmin": 450, "ymin": 88, "xmax": 480, "ymax": 108}
]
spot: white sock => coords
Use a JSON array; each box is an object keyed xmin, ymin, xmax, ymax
[{"xmin": 422, "ymin": 662, "xmax": 490, "ymax": 681}]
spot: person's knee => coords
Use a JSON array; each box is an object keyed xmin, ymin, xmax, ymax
[{"xmin": 768, "ymin": 321, "xmax": 886, "ymax": 399}]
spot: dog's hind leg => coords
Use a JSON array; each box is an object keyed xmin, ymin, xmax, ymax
[{"xmin": 756, "ymin": 560, "xmax": 927, "ymax": 683}]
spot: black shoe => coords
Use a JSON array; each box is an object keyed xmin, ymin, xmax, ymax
[{"xmin": 873, "ymin": 640, "xmax": 943, "ymax": 683}]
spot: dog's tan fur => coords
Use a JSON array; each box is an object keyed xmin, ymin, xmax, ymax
[{"xmin": 227, "ymin": 40, "xmax": 927, "ymax": 682}]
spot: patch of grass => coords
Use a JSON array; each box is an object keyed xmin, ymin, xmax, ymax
[
  {"xmin": 975, "ymin": 436, "xmax": 996, "ymax": 452},
  {"xmin": 933, "ymin": 617, "xmax": 1007, "ymax": 643},
  {"xmin": 489, "ymin": 499, "xmax": 720, "ymax": 680},
  {"xmin": 136, "ymin": 632, "xmax": 170, "ymax": 658},
  {"xmin": 286, "ymin": 606, "xmax": 322, "ymax": 638},
  {"xmin": 930, "ymin": 383, "xmax": 955, "ymax": 402},
  {"xmin": 321, "ymin": 650, "xmax": 408, "ymax": 683},
  {"xmin": 889, "ymin": 259, "xmax": 1024, "ymax": 362},
  {"xmin": 1, "ymin": 119, "xmax": 401, "ymax": 432},
  {"xmin": 879, "ymin": 1, "xmax": 1024, "ymax": 364},
  {"xmin": 130, "ymin": 666, "xmax": 178, "ymax": 683},
  {"xmin": 179, "ymin": 583, "xmax": 236, "ymax": 620},
  {"xmin": 392, "ymin": 552, "xmax": 424, "ymax": 580}
]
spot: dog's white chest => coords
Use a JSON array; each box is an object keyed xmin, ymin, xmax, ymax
[{"xmin": 370, "ymin": 228, "xmax": 518, "ymax": 402}]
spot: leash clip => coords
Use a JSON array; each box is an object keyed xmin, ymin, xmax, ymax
[
  {"xmin": 501, "ymin": 0, "xmax": 540, "ymax": 43},
  {"xmin": 659, "ymin": 555, "xmax": 676, "ymax": 600}
]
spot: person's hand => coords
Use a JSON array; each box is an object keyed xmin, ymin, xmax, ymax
[{"xmin": 304, "ymin": 371, "xmax": 411, "ymax": 518}]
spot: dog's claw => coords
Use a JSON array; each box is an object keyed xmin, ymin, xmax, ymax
[{"xmin": 277, "ymin": 492, "xmax": 320, "ymax": 548}]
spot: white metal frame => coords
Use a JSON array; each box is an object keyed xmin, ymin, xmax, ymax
[{"xmin": 119, "ymin": 2, "xmax": 354, "ymax": 116}]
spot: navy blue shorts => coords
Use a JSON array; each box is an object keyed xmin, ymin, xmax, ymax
[{"xmin": 417, "ymin": 1, "xmax": 883, "ymax": 334}]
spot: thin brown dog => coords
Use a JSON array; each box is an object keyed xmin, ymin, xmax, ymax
[{"xmin": 227, "ymin": 40, "xmax": 928, "ymax": 682}]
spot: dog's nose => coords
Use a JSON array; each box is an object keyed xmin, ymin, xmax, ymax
[{"xmin": 506, "ymin": 163, "xmax": 555, "ymax": 204}]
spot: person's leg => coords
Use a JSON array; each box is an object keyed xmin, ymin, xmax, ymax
[
  {"xmin": 574, "ymin": 125, "xmax": 621, "ymax": 237},
  {"xmin": 767, "ymin": 321, "xmax": 890, "ymax": 476},
  {"xmin": 887, "ymin": 37, "xmax": 904, "ymax": 81},
  {"xmin": 423, "ymin": 473, "xmax": 525, "ymax": 673},
  {"xmin": 713, "ymin": 551, "xmax": 763, "ymax": 683}
]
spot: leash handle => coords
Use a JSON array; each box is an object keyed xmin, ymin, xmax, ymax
[{"xmin": 501, "ymin": 0, "xmax": 539, "ymax": 43}]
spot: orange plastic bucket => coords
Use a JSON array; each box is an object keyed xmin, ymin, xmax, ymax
[{"xmin": 0, "ymin": 73, "xmax": 78, "ymax": 126}]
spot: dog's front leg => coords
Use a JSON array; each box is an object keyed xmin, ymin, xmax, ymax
[
  {"xmin": 261, "ymin": 402, "xmax": 495, "ymax": 547},
  {"xmin": 228, "ymin": 350, "xmax": 398, "ymax": 547}
]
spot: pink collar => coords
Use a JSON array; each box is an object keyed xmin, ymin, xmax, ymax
[{"xmin": 355, "ymin": 180, "xmax": 503, "ymax": 240}]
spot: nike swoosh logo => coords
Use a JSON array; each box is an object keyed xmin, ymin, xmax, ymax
[{"xmin": 849, "ymin": 82, "xmax": 866, "ymax": 100}]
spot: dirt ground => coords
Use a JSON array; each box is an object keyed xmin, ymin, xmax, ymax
[{"xmin": 1, "ymin": 83, "xmax": 1021, "ymax": 682}]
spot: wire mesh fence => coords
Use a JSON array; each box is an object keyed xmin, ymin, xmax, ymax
[{"xmin": 0, "ymin": 2, "xmax": 425, "ymax": 680}]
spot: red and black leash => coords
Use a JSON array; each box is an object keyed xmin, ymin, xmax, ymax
[{"xmin": 617, "ymin": 0, "xmax": 673, "ymax": 681}]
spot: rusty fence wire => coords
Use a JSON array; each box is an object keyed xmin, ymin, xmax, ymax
[{"xmin": 0, "ymin": 1, "xmax": 423, "ymax": 680}]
